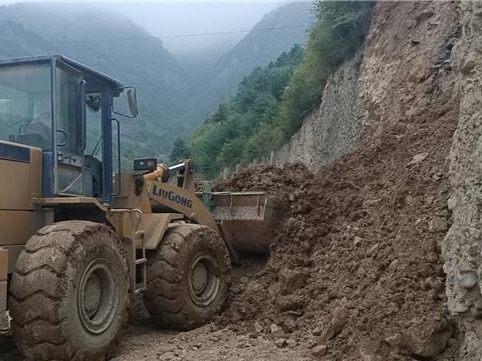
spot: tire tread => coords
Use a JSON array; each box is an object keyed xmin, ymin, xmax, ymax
[
  {"xmin": 143, "ymin": 223, "xmax": 231, "ymax": 330},
  {"xmin": 10, "ymin": 220, "xmax": 129, "ymax": 361}
]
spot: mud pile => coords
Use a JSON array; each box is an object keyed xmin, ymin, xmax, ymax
[
  {"xmin": 217, "ymin": 163, "xmax": 311, "ymax": 197},
  {"xmin": 216, "ymin": 99, "xmax": 459, "ymax": 360}
]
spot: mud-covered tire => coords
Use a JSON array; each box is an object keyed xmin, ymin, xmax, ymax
[
  {"xmin": 143, "ymin": 223, "xmax": 231, "ymax": 330},
  {"xmin": 9, "ymin": 221, "xmax": 130, "ymax": 361}
]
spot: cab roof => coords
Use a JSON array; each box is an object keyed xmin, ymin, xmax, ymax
[{"xmin": 0, "ymin": 55, "xmax": 124, "ymax": 92}]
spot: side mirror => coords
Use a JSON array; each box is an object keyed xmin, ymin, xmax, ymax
[{"xmin": 127, "ymin": 89, "xmax": 139, "ymax": 117}]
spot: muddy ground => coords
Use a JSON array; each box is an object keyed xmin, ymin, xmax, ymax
[
  {"xmin": 1, "ymin": 313, "xmax": 309, "ymax": 361},
  {"xmin": 0, "ymin": 260, "xmax": 310, "ymax": 361}
]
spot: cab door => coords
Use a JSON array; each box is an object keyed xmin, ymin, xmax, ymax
[{"xmin": 53, "ymin": 59, "xmax": 86, "ymax": 196}]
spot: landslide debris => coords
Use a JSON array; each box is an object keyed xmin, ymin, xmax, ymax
[
  {"xmin": 215, "ymin": 99, "xmax": 459, "ymax": 361},
  {"xmin": 216, "ymin": 163, "xmax": 314, "ymax": 206}
]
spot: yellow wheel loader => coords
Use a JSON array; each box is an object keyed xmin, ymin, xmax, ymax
[{"xmin": 0, "ymin": 56, "xmax": 281, "ymax": 361}]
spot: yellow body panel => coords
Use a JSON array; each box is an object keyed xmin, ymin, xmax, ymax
[
  {"xmin": 0, "ymin": 145, "xmax": 42, "ymax": 211},
  {"xmin": 147, "ymin": 181, "xmax": 218, "ymax": 232},
  {"xmin": 0, "ymin": 160, "xmax": 31, "ymax": 210},
  {"xmin": 112, "ymin": 173, "xmax": 151, "ymax": 213},
  {"xmin": 0, "ymin": 145, "xmax": 46, "ymax": 249},
  {"xmin": 0, "ymin": 210, "xmax": 51, "ymax": 246},
  {"xmin": 28, "ymin": 148, "xmax": 42, "ymax": 201},
  {"xmin": 139, "ymin": 213, "xmax": 184, "ymax": 250}
]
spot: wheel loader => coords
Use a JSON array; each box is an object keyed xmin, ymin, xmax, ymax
[{"xmin": 0, "ymin": 55, "xmax": 281, "ymax": 360}]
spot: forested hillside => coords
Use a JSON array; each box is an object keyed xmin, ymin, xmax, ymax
[
  {"xmin": 181, "ymin": 2, "xmax": 313, "ymax": 127},
  {"xmin": 175, "ymin": 1, "xmax": 375, "ymax": 179}
]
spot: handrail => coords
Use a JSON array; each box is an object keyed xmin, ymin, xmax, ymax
[{"xmin": 112, "ymin": 117, "xmax": 122, "ymax": 196}]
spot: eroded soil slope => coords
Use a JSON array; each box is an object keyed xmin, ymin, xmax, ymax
[{"xmin": 217, "ymin": 95, "xmax": 459, "ymax": 361}]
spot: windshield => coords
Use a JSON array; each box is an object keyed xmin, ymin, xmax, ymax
[{"xmin": 0, "ymin": 63, "xmax": 52, "ymax": 149}]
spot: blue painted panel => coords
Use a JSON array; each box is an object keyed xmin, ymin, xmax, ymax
[
  {"xmin": 101, "ymin": 88, "xmax": 113, "ymax": 204},
  {"xmin": 42, "ymin": 151, "xmax": 54, "ymax": 197},
  {"xmin": 0, "ymin": 142, "xmax": 30, "ymax": 163}
]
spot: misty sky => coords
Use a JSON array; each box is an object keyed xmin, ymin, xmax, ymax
[
  {"xmin": 115, "ymin": 2, "xmax": 291, "ymax": 56},
  {"xmin": 5, "ymin": 0, "xmax": 309, "ymax": 57}
]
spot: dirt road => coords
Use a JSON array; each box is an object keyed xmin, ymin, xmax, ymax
[
  {"xmin": 0, "ymin": 324, "xmax": 309, "ymax": 361},
  {"xmin": 0, "ymin": 260, "xmax": 309, "ymax": 361}
]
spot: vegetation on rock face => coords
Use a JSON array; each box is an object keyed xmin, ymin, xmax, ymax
[
  {"xmin": 278, "ymin": 1, "xmax": 374, "ymax": 137},
  {"xmin": 174, "ymin": 1, "xmax": 375, "ymax": 179}
]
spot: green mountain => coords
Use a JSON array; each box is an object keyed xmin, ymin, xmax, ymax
[
  {"xmin": 0, "ymin": 3, "xmax": 189, "ymax": 164},
  {"xmin": 182, "ymin": 2, "xmax": 314, "ymax": 126}
]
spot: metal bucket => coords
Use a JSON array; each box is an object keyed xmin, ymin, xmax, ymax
[{"xmin": 208, "ymin": 192, "xmax": 283, "ymax": 254}]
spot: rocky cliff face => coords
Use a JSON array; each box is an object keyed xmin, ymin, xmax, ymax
[
  {"xmin": 443, "ymin": 2, "xmax": 482, "ymax": 360},
  {"xmin": 271, "ymin": 2, "xmax": 459, "ymax": 171},
  {"xmin": 358, "ymin": 1, "xmax": 458, "ymax": 136},
  {"xmin": 270, "ymin": 53, "xmax": 362, "ymax": 169}
]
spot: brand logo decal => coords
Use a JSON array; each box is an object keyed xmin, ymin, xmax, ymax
[{"xmin": 152, "ymin": 185, "xmax": 193, "ymax": 208}]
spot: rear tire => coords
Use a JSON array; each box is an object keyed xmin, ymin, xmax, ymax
[
  {"xmin": 9, "ymin": 221, "xmax": 130, "ymax": 361},
  {"xmin": 143, "ymin": 223, "xmax": 231, "ymax": 330}
]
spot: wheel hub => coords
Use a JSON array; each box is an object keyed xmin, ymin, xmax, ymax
[
  {"xmin": 191, "ymin": 262, "xmax": 208, "ymax": 294},
  {"xmin": 188, "ymin": 252, "xmax": 220, "ymax": 307},
  {"xmin": 78, "ymin": 259, "xmax": 119, "ymax": 335},
  {"xmin": 84, "ymin": 273, "xmax": 102, "ymax": 318}
]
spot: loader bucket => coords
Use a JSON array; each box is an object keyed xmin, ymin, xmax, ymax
[{"xmin": 208, "ymin": 192, "xmax": 284, "ymax": 254}]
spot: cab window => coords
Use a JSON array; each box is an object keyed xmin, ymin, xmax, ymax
[
  {"xmin": 0, "ymin": 63, "xmax": 52, "ymax": 149},
  {"xmin": 55, "ymin": 66, "xmax": 80, "ymax": 154}
]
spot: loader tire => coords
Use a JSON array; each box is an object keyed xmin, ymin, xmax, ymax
[
  {"xmin": 143, "ymin": 223, "xmax": 231, "ymax": 330},
  {"xmin": 9, "ymin": 221, "xmax": 130, "ymax": 361}
]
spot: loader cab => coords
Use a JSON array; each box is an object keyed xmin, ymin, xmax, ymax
[{"xmin": 0, "ymin": 55, "xmax": 136, "ymax": 203}]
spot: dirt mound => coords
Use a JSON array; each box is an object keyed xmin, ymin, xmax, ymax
[
  {"xmin": 216, "ymin": 163, "xmax": 314, "ymax": 205},
  {"xmin": 215, "ymin": 98, "xmax": 459, "ymax": 360}
]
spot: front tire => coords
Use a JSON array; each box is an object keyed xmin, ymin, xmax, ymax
[
  {"xmin": 9, "ymin": 221, "xmax": 130, "ymax": 361},
  {"xmin": 143, "ymin": 223, "xmax": 231, "ymax": 330}
]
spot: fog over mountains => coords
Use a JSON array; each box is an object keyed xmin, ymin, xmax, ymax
[{"xmin": 0, "ymin": 1, "xmax": 312, "ymax": 161}]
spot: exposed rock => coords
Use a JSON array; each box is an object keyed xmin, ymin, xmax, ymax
[
  {"xmin": 458, "ymin": 271, "xmax": 478, "ymax": 289},
  {"xmin": 311, "ymin": 344, "xmax": 327, "ymax": 357},
  {"xmin": 254, "ymin": 321, "xmax": 263, "ymax": 334},
  {"xmin": 279, "ymin": 269, "xmax": 306, "ymax": 295},
  {"xmin": 322, "ymin": 312, "xmax": 348, "ymax": 341},
  {"xmin": 270, "ymin": 324, "xmax": 284, "ymax": 338},
  {"xmin": 407, "ymin": 152, "xmax": 429, "ymax": 166},
  {"xmin": 429, "ymin": 217, "xmax": 449, "ymax": 232},
  {"xmin": 274, "ymin": 338, "xmax": 286, "ymax": 348},
  {"xmin": 286, "ymin": 339, "xmax": 297, "ymax": 348},
  {"xmin": 158, "ymin": 352, "xmax": 176, "ymax": 361},
  {"xmin": 312, "ymin": 326, "xmax": 323, "ymax": 336},
  {"xmin": 443, "ymin": 2, "xmax": 482, "ymax": 360},
  {"xmin": 276, "ymin": 295, "xmax": 305, "ymax": 312},
  {"xmin": 353, "ymin": 236, "xmax": 363, "ymax": 246},
  {"xmin": 411, "ymin": 321, "xmax": 453, "ymax": 359}
]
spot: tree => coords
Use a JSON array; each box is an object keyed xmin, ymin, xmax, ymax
[{"xmin": 170, "ymin": 138, "xmax": 191, "ymax": 163}]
